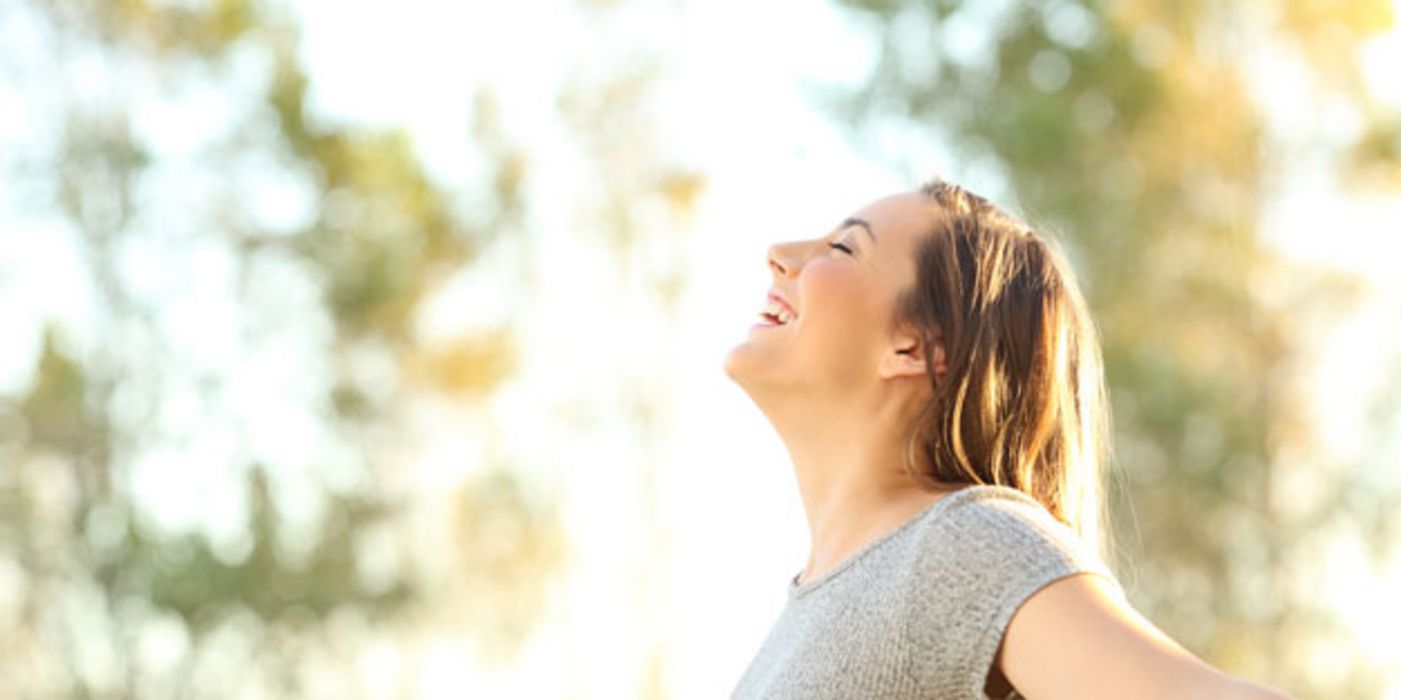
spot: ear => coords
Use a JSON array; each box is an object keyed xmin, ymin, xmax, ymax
[{"xmin": 879, "ymin": 332, "xmax": 947, "ymax": 381}]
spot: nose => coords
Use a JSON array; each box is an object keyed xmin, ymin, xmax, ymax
[{"xmin": 768, "ymin": 243, "xmax": 793, "ymax": 277}]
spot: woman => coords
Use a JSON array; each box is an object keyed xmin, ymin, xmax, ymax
[{"xmin": 722, "ymin": 178, "xmax": 1293, "ymax": 699}]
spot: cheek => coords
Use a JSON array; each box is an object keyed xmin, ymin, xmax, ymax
[{"xmin": 797, "ymin": 261, "xmax": 884, "ymax": 340}]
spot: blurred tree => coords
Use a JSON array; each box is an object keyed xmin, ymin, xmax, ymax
[
  {"xmin": 554, "ymin": 2, "xmax": 707, "ymax": 696},
  {"xmin": 820, "ymin": 0, "xmax": 1399, "ymax": 696},
  {"xmin": 0, "ymin": 0, "xmax": 565, "ymax": 696}
]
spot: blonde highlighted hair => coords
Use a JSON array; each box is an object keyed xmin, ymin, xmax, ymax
[{"xmin": 897, "ymin": 177, "xmax": 1113, "ymax": 563}]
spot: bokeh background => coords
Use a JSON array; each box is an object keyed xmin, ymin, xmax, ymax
[{"xmin": 2, "ymin": 0, "xmax": 1400, "ymax": 697}]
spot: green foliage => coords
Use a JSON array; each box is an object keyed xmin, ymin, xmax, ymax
[
  {"xmin": 20, "ymin": 326, "xmax": 99, "ymax": 452},
  {"xmin": 1, "ymin": 0, "xmax": 561, "ymax": 696}
]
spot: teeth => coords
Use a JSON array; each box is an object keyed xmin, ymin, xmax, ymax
[{"xmin": 760, "ymin": 299, "xmax": 795, "ymax": 324}]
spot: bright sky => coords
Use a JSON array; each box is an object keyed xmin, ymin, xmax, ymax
[{"xmin": 2, "ymin": 0, "xmax": 1400, "ymax": 696}]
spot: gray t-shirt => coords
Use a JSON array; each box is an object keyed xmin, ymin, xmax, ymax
[{"xmin": 729, "ymin": 484, "xmax": 1124, "ymax": 699}]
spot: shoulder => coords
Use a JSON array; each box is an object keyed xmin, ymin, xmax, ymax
[
  {"xmin": 906, "ymin": 484, "xmax": 1123, "ymax": 620},
  {"xmin": 906, "ymin": 485, "xmax": 1125, "ymax": 697},
  {"xmin": 925, "ymin": 485, "xmax": 1111, "ymax": 579}
]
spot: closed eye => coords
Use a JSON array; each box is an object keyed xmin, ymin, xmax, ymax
[{"xmin": 828, "ymin": 241, "xmax": 853, "ymax": 255}]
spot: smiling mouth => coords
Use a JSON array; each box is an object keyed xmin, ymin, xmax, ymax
[
  {"xmin": 758, "ymin": 298, "xmax": 797, "ymax": 326},
  {"xmin": 754, "ymin": 311, "xmax": 795, "ymax": 328}
]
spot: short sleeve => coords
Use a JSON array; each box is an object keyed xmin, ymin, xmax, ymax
[{"xmin": 915, "ymin": 488, "xmax": 1123, "ymax": 699}]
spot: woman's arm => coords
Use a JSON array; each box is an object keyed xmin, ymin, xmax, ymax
[{"xmin": 995, "ymin": 573, "xmax": 1296, "ymax": 700}]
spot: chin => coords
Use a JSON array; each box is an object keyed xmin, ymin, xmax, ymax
[
  {"xmin": 722, "ymin": 344, "xmax": 747, "ymax": 384},
  {"xmin": 725, "ymin": 347, "xmax": 795, "ymax": 405},
  {"xmin": 724, "ymin": 341, "xmax": 774, "ymax": 392}
]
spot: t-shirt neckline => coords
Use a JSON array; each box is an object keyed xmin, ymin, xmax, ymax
[{"xmin": 787, "ymin": 485, "xmax": 1015, "ymax": 600}]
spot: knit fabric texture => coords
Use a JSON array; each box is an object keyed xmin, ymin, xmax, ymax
[{"xmin": 729, "ymin": 484, "xmax": 1123, "ymax": 699}]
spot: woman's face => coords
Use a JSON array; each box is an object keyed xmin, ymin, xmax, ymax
[{"xmin": 724, "ymin": 190, "xmax": 942, "ymax": 396}]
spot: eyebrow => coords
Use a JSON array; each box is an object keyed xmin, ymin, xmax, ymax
[{"xmin": 841, "ymin": 217, "xmax": 877, "ymax": 247}]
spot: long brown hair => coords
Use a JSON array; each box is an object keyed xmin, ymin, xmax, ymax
[{"xmin": 896, "ymin": 177, "xmax": 1113, "ymax": 563}]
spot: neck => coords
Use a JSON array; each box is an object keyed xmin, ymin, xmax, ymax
[{"xmin": 757, "ymin": 384, "xmax": 950, "ymax": 584}]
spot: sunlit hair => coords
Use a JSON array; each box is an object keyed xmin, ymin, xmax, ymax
[{"xmin": 895, "ymin": 176, "xmax": 1113, "ymax": 564}]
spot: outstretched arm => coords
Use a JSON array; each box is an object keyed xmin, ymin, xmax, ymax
[{"xmin": 995, "ymin": 573, "xmax": 1295, "ymax": 700}]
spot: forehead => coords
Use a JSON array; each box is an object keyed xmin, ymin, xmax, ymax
[{"xmin": 849, "ymin": 190, "xmax": 941, "ymax": 247}]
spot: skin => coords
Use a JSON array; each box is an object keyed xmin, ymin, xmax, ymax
[
  {"xmin": 722, "ymin": 190, "xmax": 1296, "ymax": 700},
  {"xmin": 723, "ymin": 191, "xmax": 954, "ymax": 599}
]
